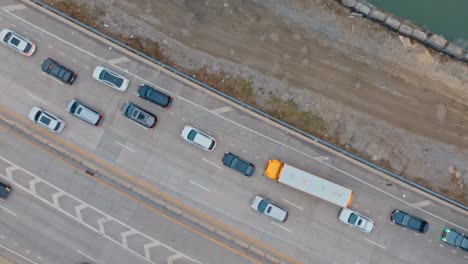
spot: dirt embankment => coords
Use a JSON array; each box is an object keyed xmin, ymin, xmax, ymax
[{"xmin": 41, "ymin": 0, "xmax": 467, "ymax": 205}]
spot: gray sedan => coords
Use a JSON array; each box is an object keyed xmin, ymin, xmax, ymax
[{"xmin": 121, "ymin": 102, "xmax": 157, "ymax": 128}]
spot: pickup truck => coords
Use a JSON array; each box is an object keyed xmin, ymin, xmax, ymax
[{"xmin": 41, "ymin": 58, "xmax": 77, "ymax": 85}]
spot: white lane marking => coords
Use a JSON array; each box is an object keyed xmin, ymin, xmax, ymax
[
  {"xmin": 211, "ymin": 106, "xmax": 233, "ymax": 114},
  {"xmin": 365, "ymin": 239, "xmax": 385, "ymax": 249},
  {"xmin": 23, "ymin": 31, "xmax": 28, "ymax": 35},
  {"xmin": 121, "ymin": 230, "xmax": 139, "ymax": 248},
  {"xmin": 107, "ymin": 56, "xmax": 130, "ymax": 65},
  {"xmin": 4, "ymin": 6, "xmax": 464, "ymax": 233},
  {"xmin": 0, "ymin": 156, "xmax": 199, "ymax": 264},
  {"xmin": 77, "ymin": 250, "xmax": 98, "ymax": 263},
  {"xmin": 47, "ymin": 44, "xmax": 52, "ymax": 49},
  {"xmin": 34, "ymin": 38, "xmax": 40, "ymax": 42},
  {"xmin": 364, "ymin": 210, "xmax": 370, "ymax": 214},
  {"xmin": 59, "ymin": 51, "xmax": 65, "ymax": 56},
  {"xmin": 451, "ymin": 250, "xmax": 457, "ymax": 254},
  {"xmin": 1, "ymin": 4, "xmax": 27, "ymax": 11},
  {"xmin": 315, "ymin": 156, "xmax": 328, "ymax": 161},
  {"xmin": 0, "ymin": 243, "xmax": 40, "ymax": 264},
  {"xmin": 168, "ymin": 111, "xmax": 175, "ymax": 116},
  {"xmin": 25, "ymin": 249, "xmax": 30, "ymax": 254},
  {"xmin": 439, "ymin": 244, "xmax": 444, "ymax": 248},
  {"xmin": 411, "ymin": 200, "xmax": 432, "ymax": 208},
  {"xmin": 282, "ymin": 199, "xmax": 303, "ymax": 210},
  {"xmin": 37, "ymin": 256, "xmax": 42, "ymax": 260},
  {"xmin": 202, "ymin": 158, "xmax": 222, "ymax": 169},
  {"xmin": 189, "ymin": 180, "xmax": 211, "ymax": 192},
  {"xmin": 113, "ymin": 141, "xmax": 136, "ymax": 153},
  {"xmin": 26, "ymin": 92, "xmax": 48, "ymax": 105},
  {"xmin": 0, "ymin": 235, "xmax": 5, "ymax": 239},
  {"xmin": 0, "ymin": 205, "xmax": 16, "ymax": 216},
  {"xmin": 144, "ymin": 242, "xmax": 160, "ymax": 259},
  {"xmin": 84, "ymin": 65, "xmax": 90, "ymax": 70},
  {"xmin": 271, "ymin": 222, "xmax": 292, "ymax": 233}
]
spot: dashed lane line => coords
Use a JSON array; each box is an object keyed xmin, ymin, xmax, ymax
[
  {"xmin": 189, "ymin": 180, "xmax": 211, "ymax": 192},
  {"xmin": 76, "ymin": 250, "xmax": 98, "ymax": 263},
  {"xmin": 201, "ymin": 158, "xmax": 222, "ymax": 169},
  {"xmin": 271, "ymin": 222, "xmax": 292, "ymax": 233},
  {"xmin": 0, "ymin": 243, "xmax": 39, "ymax": 264},
  {"xmin": 282, "ymin": 199, "xmax": 303, "ymax": 210},
  {"xmin": 365, "ymin": 239, "xmax": 385, "ymax": 249},
  {"xmin": 26, "ymin": 92, "xmax": 48, "ymax": 105}
]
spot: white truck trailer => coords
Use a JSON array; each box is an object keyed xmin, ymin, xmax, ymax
[{"xmin": 264, "ymin": 159, "xmax": 354, "ymax": 208}]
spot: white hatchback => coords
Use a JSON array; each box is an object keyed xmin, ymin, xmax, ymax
[
  {"xmin": 338, "ymin": 208, "xmax": 374, "ymax": 233},
  {"xmin": 92, "ymin": 66, "xmax": 129, "ymax": 92},
  {"xmin": 28, "ymin": 106, "xmax": 65, "ymax": 133},
  {"xmin": 0, "ymin": 29, "xmax": 36, "ymax": 56}
]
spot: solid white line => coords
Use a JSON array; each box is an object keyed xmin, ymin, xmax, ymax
[
  {"xmin": 464, "ymin": 255, "xmax": 468, "ymax": 259},
  {"xmin": 0, "ymin": 205, "xmax": 16, "ymax": 216},
  {"xmin": 271, "ymin": 222, "xmax": 292, "ymax": 233},
  {"xmin": 77, "ymin": 250, "xmax": 98, "ymax": 263},
  {"xmin": 365, "ymin": 239, "xmax": 385, "ymax": 249},
  {"xmin": 0, "ymin": 243, "xmax": 40, "ymax": 264},
  {"xmin": 26, "ymin": 92, "xmax": 48, "ymax": 105},
  {"xmin": 282, "ymin": 199, "xmax": 303, "ymax": 210},
  {"xmin": 315, "ymin": 156, "xmax": 328, "ymax": 161},
  {"xmin": 189, "ymin": 180, "xmax": 211, "ymax": 192},
  {"xmin": 113, "ymin": 141, "xmax": 136, "ymax": 153},
  {"xmin": 25, "ymin": 249, "xmax": 30, "ymax": 254},
  {"xmin": 202, "ymin": 158, "xmax": 222, "ymax": 169},
  {"xmin": 59, "ymin": 51, "xmax": 65, "ymax": 56}
]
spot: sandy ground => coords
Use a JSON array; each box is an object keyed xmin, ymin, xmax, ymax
[{"xmin": 47, "ymin": 0, "xmax": 468, "ymax": 203}]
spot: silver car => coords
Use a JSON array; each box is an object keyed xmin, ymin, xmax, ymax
[
  {"xmin": 28, "ymin": 106, "xmax": 65, "ymax": 133},
  {"xmin": 250, "ymin": 195, "xmax": 288, "ymax": 222},
  {"xmin": 180, "ymin": 125, "xmax": 216, "ymax": 151},
  {"xmin": 121, "ymin": 102, "xmax": 157, "ymax": 128},
  {"xmin": 338, "ymin": 208, "xmax": 374, "ymax": 233},
  {"xmin": 92, "ymin": 66, "xmax": 129, "ymax": 92}
]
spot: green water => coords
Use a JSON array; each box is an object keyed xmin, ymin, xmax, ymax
[{"xmin": 367, "ymin": 0, "xmax": 468, "ymax": 48}]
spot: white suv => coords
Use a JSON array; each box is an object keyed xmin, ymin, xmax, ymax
[
  {"xmin": 180, "ymin": 125, "xmax": 216, "ymax": 151},
  {"xmin": 28, "ymin": 106, "xmax": 65, "ymax": 133},
  {"xmin": 250, "ymin": 195, "xmax": 288, "ymax": 222}
]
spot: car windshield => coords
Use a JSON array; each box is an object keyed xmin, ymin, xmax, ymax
[
  {"xmin": 348, "ymin": 213, "xmax": 358, "ymax": 224},
  {"xmin": 54, "ymin": 122, "xmax": 61, "ymax": 131},
  {"xmin": 101, "ymin": 70, "xmax": 123, "ymax": 87},
  {"xmin": 24, "ymin": 43, "xmax": 32, "ymax": 52},
  {"xmin": 3, "ymin": 32, "xmax": 11, "ymax": 42},
  {"xmin": 258, "ymin": 200, "xmax": 268, "ymax": 213},
  {"xmin": 187, "ymin": 130, "xmax": 197, "ymax": 141}
]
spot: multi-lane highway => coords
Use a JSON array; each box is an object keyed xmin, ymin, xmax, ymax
[{"xmin": 0, "ymin": 1, "xmax": 467, "ymax": 264}]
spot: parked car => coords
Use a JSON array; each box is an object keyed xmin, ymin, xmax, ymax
[
  {"xmin": 137, "ymin": 84, "xmax": 173, "ymax": 109},
  {"xmin": 66, "ymin": 99, "xmax": 103, "ymax": 126},
  {"xmin": 180, "ymin": 125, "xmax": 216, "ymax": 151},
  {"xmin": 441, "ymin": 228, "xmax": 468, "ymax": 251},
  {"xmin": 41, "ymin": 58, "xmax": 77, "ymax": 85},
  {"xmin": 0, "ymin": 181, "xmax": 11, "ymax": 200},
  {"xmin": 338, "ymin": 208, "xmax": 374, "ymax": 233},
  {"xmin": 250, "ymin": 195, "xmax": 288, "ymax": 222},
  {"xmin": 28, "ymin": 106, "xmax": 65, "ymax": 133},
  {"xmin": 92, "ymin": 66, "xmax": 129, "ymax": 92},
  {"xmin": 0, "ymin": 29, "xmax": 35, "ymax": 56},
  {"xmin": 391, "ymin": 210, "xmax": 429, "ymax": 233},
  {"xmin": 222, "ymin": 152, "xmax": 255, "ymax": 176},
  {"xmin": 121, "ymin": 102, "xmax": 157, "ymax": 128}
]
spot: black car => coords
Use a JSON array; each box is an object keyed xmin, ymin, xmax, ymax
[
  {"xmin": 121, "ymin": 102, "xmax": 157, "ymax": 128},
  {"xmin": 441, "ymin": 228, "xmax": 468, "ymax": 251},
  {"xmin": 390, "ymin": 210, "xmax": 429, "ymax": 233},
  {"xmin": 222, "ymin": 152, "xmax": 255, "ymax": 176},
  {"xmin": 137, "ymin": 84, "xmax": 173, "ymax": 109},
  {"xmin": 0, "ymin": 181, "xmax": 11, "ymax": 199},
  {"xmin": 41, "ymin": 58, "xmax": 77, "ymax": 85}
]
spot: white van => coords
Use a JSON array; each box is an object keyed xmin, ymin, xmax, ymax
[{"xmin": 66, "ymin": 99, "xmax": 103, "ymax": 126}]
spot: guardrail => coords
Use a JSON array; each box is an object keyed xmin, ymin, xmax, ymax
[{"xmin": 29, "ymin": 0, "xmax": 467, "ymax": 211}]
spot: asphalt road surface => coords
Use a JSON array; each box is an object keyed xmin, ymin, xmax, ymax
[{"xmin": 0, "ymin": 1, "xmax": 466, "ymax": 264}]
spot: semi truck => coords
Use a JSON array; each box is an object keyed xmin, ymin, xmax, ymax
[{"xmin": 264, "ymin": 159, "xmax": 354, "ymax": 208}]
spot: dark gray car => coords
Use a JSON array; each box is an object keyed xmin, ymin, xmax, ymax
[
  {"xmin": 222, "ymin": 152, "xmax": 255, "ymax": 176},
  {"xmin": 121, "ymin": 102, "xmax": 157, "ymax": 128},
  {"xmin": 391, "ymin": 210, "xmax": 429, "ymax": 233},
  {"xmin": 137, "ymin": 84, "xmax": 173, "ymax": 109}
]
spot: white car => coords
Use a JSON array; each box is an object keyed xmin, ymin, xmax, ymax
[
  {"xmin": 180, "ymin": 125, "xmax": 216, "ymax": 151},
  {"xmin": 0, "ymin": 29, "xmax": 36, "ymax": 56},
  {"xmin": 250, "ymin": 195, "xmax": 288, "ymax": 222},
  {"xmin": 92, "ymin": 66, "xmax": 129, "ymax": 92},
  {"xmin": 28, "ymin": 107, "xmax": 65, "ymax": 133},
  {"xmin": 338, "ymin": 208, "xmax": 374, "ymax": 233}
]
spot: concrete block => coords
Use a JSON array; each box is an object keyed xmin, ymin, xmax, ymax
[
  {"xmin": 341, "ymin": 0, "xmax": 358, "ymax": 8},
  {"xmin": 234, "ymin": 239, "xmax": 249, "ymax": 249},
  {"xmin": 215, "ymin": 230, "xmax": 233, "ymax": 241},
  {"xmin": 31, "ymin": 133, "xmax": 47, "ymax": 144},
  {"xmin": 248, "ymin": 246, "xmax": 265, "ymax": 257},
  {"xmin": 368, "ymin": 9, "xmax": 386, "ymax": 22},
  {"xmin": 182, "ymin": 212, "xmax": 199, "ymax": 224},
  {"xmin": 81, "ymin": 160, "xmax": 100, "ymax": 172},
  {"xmin": 355, "ymin": 2, "xmax": 371, "ymax": 16},
  {"xmin": 165, "ymin": 204, "xmax": 183, "ymax": 215},
  {"xmin": 265, "ymin": 254, "xmax": 281, "ymax": 264},
  {"xmin": 398, "ymin": 24, "xmax": 413, "ymax": 36},
  {"xmin": 444, "ymin": 43, "xmax": 463, "ymax": 58},
  {"xmin": 150, "ymin": 196, "xmax": 167, "ymax": 207},
  {"xmin": 199, "ymin": 221, "xmax": 216, "ymax": 232},
  {"xmin": 426, "ymin": 34, "xmax": 447, "ymax": 50},
  {"xmin": 384, "ymin": 17, "xmax": 401, "ymax": 30},
  {"xmin": 48, "ymin": 143, "xmax": 67, "ymax": 154},
  {"xmin": 411, "ymin": 29, "xmax": 428, "ymax": 42}
]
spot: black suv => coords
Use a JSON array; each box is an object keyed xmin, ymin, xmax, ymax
[
  {"xmin": 222, "ymin": 152, "xmax": 255, "ymax": 176},
  {"xmin": 390, "ymin": 210, "xmax": 429, "ymax": 233},
  {"xmin": 41, "ymin": 58, "xmax": 77, "ymax": 85},
  {"xmin": 137, "ymin": 84, "xmax": 173, "ymax": 109}
]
